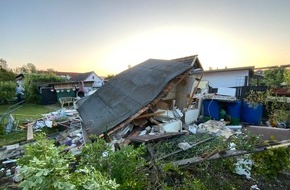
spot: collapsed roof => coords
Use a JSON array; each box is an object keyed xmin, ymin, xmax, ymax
[
  {"xmin": 172, "ymin": 54, "xmax": 203, "ymax": 70},
  {"xmin": 77, "ymin": 59, "xmax": 193, "ymax": 136}
]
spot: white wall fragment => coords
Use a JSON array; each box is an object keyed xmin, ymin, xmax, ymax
[
  {"xmin": 184, "ymin": 109, "xmax": 199, "ymax": 124},
  {"xmin": 161, "ymin": 120, "xmax": 182, "ymax": 133}
]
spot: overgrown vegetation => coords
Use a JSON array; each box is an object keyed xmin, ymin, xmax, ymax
[
  {"xmin": 80, "ymin": 137, "xmax": 147, "ymax": 189},
  {"xmin": 105, "ymin": 74, "xmax": 115, "ymax": 80},
  {"xmin": 252, "ymin": 147, "xmax": 290, "ymax": 179},
  {"xmin": 264, "ymin": 67, "xmax": 288, "ymax": 88},
  {"xmin": 244, "ymin": 90, "xmax": 290, "ymax": 126},
  {"xmin": 16, "ymin": 131, "xmax": 289, "ymax": 190},
  {"xmin": 243, "ymin": 90, "xmax": 270, "ymax": 108},
  {"xmin": 18, "ymin": 134, "xmax": 119, "ymax": 190},
  {"xmin": 0, "ymin": 81, "xmax": 17, "ymax": 104},
  {"xmin": 0, "ymin": 67, "xmax": 15, "ymax": 82},
  {"xmin": 0, "ymin": 131, "xmax": 26, "ymax": 146},
  {"xmin": 250, "ymin": 67, "xmax": 290, "ymax": 87},
  {"xmin": 23, "ymin": 73, "xmax": 64, "ymax": 103}
]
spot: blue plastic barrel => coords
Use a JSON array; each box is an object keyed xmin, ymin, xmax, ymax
[
  {"xmin": 227, "ymin": 101, "xmax": 242, "ymax": 124},
  {"xmin": 241, "ymin": 101, "xmax": 263, "ymax": 125},
  {"xmin": 203, "ymin": 100, "xmax": 219, "ymax": 120}
]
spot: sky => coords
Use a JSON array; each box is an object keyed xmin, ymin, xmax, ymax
[{"xmin": 1, "ymin": 0, "xmax": 290, "ymax": 76}]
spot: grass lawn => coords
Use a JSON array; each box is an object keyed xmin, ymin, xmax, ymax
[
  {"xmin": 0, "ymin": 103, "xmax": 61, "ymax": 146},
  {"xmin": 0, "ymin": 103, "xmax": 60, "ymax": 121}
]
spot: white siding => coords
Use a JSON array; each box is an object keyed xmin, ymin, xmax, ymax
[
  {"xmin": 85, "ymin": 73, "xmax": 104, "ymax": 88},
  {"xmin": 197, "ymin": 70, "xmax": 249, "ymax": 88}
]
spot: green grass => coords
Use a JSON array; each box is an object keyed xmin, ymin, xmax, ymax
[
  {"xmin": 0, "ymin": 131, "xmax": 27, "ymax": 147},
  {"xmin": 0, "ymin": 103, "xmax": 61, "ymax": 146},
  {"xmin": 0, "ymin": 103, "xmax": 59, "ymax": 121}
]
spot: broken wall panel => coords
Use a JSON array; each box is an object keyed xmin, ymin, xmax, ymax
[
  {"xmin": 176, "ymin": 75, "xmax": 196, "ymax": 109},
  {"xmin": 163, "ymin": 85, "xmax": 177, "ymax": 100},
  {"xmin": 77, "ymin": 59, "xmax": 193, "ymax": 136}
]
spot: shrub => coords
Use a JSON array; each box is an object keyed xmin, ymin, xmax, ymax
[
  {"xmin": 17, "ymin": 134, "xmax": 119, "ymax": 190},
  {"xmin": 252, "ymin": 147, "xmax": 290, "ymax": 179},
  {"xmin": 80, "ymin": 138, "xmax": 148, "ymax": 189},
  {"xmin": 23, "ymin": 73, "xmax": 64, "ymax": 103},
  {"xmin": 0, "ymin": 67, "xmax": 15, "ymax": 81},
  {"xmin": 0, "ymin": 81, "xmax": 17, "ymax": 104}
]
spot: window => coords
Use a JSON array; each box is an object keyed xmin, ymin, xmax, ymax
[{"xmin": 235, "ymin": 76, "xmax": 245, "ymax": 86}]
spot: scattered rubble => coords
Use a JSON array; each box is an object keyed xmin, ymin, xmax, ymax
[{"xmin": 0, "ymin": 107, "xmax": 84, "ymax": 179}]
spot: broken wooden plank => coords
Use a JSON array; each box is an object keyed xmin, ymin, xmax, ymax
[
  {"xmin": 157, "ymin": 136, "xmax": 215, "ymax": 161},
  {"xmin": 171, "ymin": 142, "xmax": 290, "ymax": 166},
  {"xmin": 149, "ymin": 117, "xmax": 161, "ymax": 125},
  {"xmin": 108, "ymin": 106, "xmax": 150, "ymax": 136},
  {"xmin": 135, "ymin": 111, "xmax": 166, "ymax": 119},
  {"xmin": 108, "ymin": 82, "xmax": 175, "ymax": 136},
  {"xmin": 120, "ymin": 127, "xmax": 143, "ymax": 146},
  {"xmin": 130, "ymin": 132, "xmax": 186, "ymax": 143},
  {"xmin": 132, "ymin": 118, "xmax": 148, "ymax": 127},
  {"xmin": 186, "ymin": 74, "xmax": 203, "ymax": 109},
  {"xmin": 26, "ymin": 124, "xmax": 34, "ymax": 140}
]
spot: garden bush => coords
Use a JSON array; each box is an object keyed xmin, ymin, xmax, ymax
[
  {"xmin": 0, "ymin": 81, "xmax": 17, "ymax": 104},
  {"xmin": 17, "ymin": 133, "xmax": 119, "ymax": 190},
  {"xmin": 23, "ymin": 73, "xmax": 64, "ymax": 103}
]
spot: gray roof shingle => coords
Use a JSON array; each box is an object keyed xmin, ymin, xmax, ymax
[{"xmin": 77, "ymin": 59, "xmax": 193, "ymax": 135}]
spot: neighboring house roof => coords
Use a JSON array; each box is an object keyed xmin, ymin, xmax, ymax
[
  {"xmin": 77, "ymin": 59, "xmax": 193, "ymax": 136},
  {"xmin": 72, "ymin": 71, "xmax": 99, "ymax": 81},
  {"xmin": 53, "ymin": 71, "xmax": 103, "ymax": 82},
  {"xmin": 54, "ymin": 71, "xmax": 80, "ymax": 79},
  {"xmin": 172, "ymin": 55, "xmax": 203, "ymax": 70}
]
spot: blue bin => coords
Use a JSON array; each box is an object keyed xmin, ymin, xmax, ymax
[
  {"xmin": 203, "ymin": 100, "xmax": 219, "ymax": 120},
  {"xmin": 241, "ymin": 101, "xmax": 263, "ymax": 125},
  {"xmin": 227, "ymin": 101, "xmax": 242, "ymax": 124}
]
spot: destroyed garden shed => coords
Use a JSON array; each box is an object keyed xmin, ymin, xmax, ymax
[{"xmin": 77, "ymin": 58, "xmax": 200, "ymax": 139}]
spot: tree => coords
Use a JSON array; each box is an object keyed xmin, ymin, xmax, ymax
[
  {"xmin": 0, "ymin": 58, "xmax": 8, "ymax": 70},
  {"xmin": 264, "ymin": 67, "xmax": 286, "ymax": 88},
  {"xmin": 15, "ymin": 63, "xmax": 37, "ymax": 74},
  {"xmin": 23, "ymin": 73, "xmax": 64, "ymax": 103},
  {"xmin": 26, "ymin": 63, "xmax": 37, "ymax": 73},
  {"xmin": 0, "ymin": 68, "xmax": 15, "ymax": 81},
  {"xmin": 46, "ymin": 68, "xmax": 55, "ymax": 73},
  {"xmin": 0, "ymin": 59, "xmax": 15, "ymax": 81},
  {"xmin": 284, "ymin": 69, "xmax": 290, "ymax": 86},
  {"xmin": 105, "ymin": 74, "xmax": 115, "ymax": 80}
]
